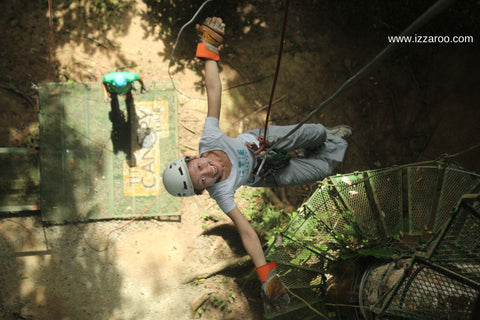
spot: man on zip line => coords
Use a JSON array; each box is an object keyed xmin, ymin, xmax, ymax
[{"xmin": 162, "ymin": 17, "xmax": 353, "ymax": 311}]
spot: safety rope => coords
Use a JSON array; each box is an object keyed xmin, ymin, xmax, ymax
[
  {"xmin": 252, "ymin": 0, "xmax": 456, "ymax": 179},
  {"xmin": 48, "ymin": 0, "xmax": 54, "ymax": 79},
  {"xmin": 248, "ymin": 0, "xmax": 291, "ymax": 178},
  {"xmin": 259, "ymin": 0, "xmax": 290, "ymax": 150}
]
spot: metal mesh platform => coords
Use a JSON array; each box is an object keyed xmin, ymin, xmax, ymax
[
  {"xmin": 428, "ymin": 194, "xmax": 480, "ymax": 284},
  {"xmin": 374, "ymin": 195, "xmax": 480, "ymax": 319},
  {"xmin": 264, "ymin": 162, "xmax": 480, "ymax": 319},
  {"xmin": 38, "ymin": 82, "xmax": 180, "ymax": 222},
  {"xmin": 381, "ymin": 258, "xmax": 479, "ymax": 320}
]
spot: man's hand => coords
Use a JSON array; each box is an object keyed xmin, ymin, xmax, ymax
[
  {"xmin": 140, "ymin": 86, "xmax": 147, "ymax": 94},
  {"xmin": 256, "ymin": 261, "xmax": 290, "ymax": 312},
  {"xmin": 196, "ymin": 17, "xmax": 225, "ymax": 61}
]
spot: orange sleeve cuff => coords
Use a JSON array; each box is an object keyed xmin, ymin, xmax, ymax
[
  {"xmin": 256, "ymin": 261, "xmax": 277, "ymax": 282},
  {"xmin": 196, "ymin": 43, "xmax": 220, "ymax": 61}
]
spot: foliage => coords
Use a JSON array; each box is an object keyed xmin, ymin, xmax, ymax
[
  {"xmin": 239, "ymin": 188, "xmax": 399, "ymax": 265},
  {"xmin": 53, "ymin": 0, "xmax": 136, "ymax": 32},
  {"xmin": 289, "ymin": 248, "xmax": 315, "ymax": 265},
  {"xmin": 197, "ymin": 292, "xmax": 237, "ymax": 316},
  {"xmin": 240, "ymin": 188, "xmax": 292, "ymax": 245},
  {"xmin": 87, "ymin": 0, "xmax": 136, "ymax": 31}
]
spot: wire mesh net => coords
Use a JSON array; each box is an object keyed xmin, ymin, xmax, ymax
[
  {"xmin": 382, "ymin": 259, "xmax": 479, "ymax": 320},
  {"xmin": 429, "ymin": 196, "xmax": 480, "ymax": 283},
  {"xmin": 296, "ymin": 184, "xmax": 352, "ymax": 248},
  {"xmin": 265, "ymin": 235, "xmax": 328, "ymax": 319},
  {"xmin": 407, "ymin": 166, "xmax": 439, "ymax": 235},
  {"xmin": 265, "ymin": 162, "xmax": 479, "ymax": 319},
  {"xmin": 330, "ymin": 173, "xmax": 379, "ymax": 238},
  {"xmin": 434, "ymin": 164, "xmax": 480, "ymax": 233},
  {"xmin": 368, "ymin": 168, "xmax": 403, "ymax": 236}
]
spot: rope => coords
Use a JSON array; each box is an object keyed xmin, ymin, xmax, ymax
[
  {"xmin": 442, "ymin": 143, "xmax": 480, "ymax": 159},
  {"xmin": 167, "ymin": 0, "xmax": 213, "ymax": 100},
  {"xmin": 75, "ymin": 195, "xmax": 158, "ymax": 252},
  {"xmin": 251, "ymin": 0, "xmax": 290, "ymax": 176},
  {"xmin": 284, "ymin": 286, "xmax": 329, "ymax": 320},
  {"xmin": 48, "ymin": 0, "xmax": 54, "ymax": 79},
  {"xmin": 262, "ymin": 0, "xmax": 290, "ymax": 143},
  {"xmin": 265, "ymin": 0, "xmax": 456, "ymax": 153}
]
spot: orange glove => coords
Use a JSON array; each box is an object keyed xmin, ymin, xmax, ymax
[
  {"xmin": 195, "ymin": 17, "xmax": 225, "ymax": 61},
  {"xmin": 256, "ymin": 261, "xmax": 290, "ymax": 312}
]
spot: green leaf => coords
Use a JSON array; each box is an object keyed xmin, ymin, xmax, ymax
[{"xmin": 289, "ymin": 248, "xmax": 313, "ymax": 264}]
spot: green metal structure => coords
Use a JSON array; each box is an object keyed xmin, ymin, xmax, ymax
[
  {"xmin": 265, "ymin": 160, "xmax": 480, "ymax": 319},
  {"xmin": 372, "ymin": 194, "xmax": 480, "ymax": 319}
]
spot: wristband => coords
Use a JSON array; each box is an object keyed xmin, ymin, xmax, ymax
[
  {"xmin": 196, "ymin": 43, "xmax": 220, "ymax": 61},
  {"xmin": 256, "ymin": 261, "xmax": 277, "ymax": 282}
]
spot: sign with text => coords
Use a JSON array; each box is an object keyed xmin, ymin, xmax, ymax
[{"xmin": 123, "ymin": 100, "xmax": 169, "ymax": 196}]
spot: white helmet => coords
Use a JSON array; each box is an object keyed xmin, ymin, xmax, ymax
[{"xmin": 162, "ymin": 157, "xmax": 195, "ymax": 197}]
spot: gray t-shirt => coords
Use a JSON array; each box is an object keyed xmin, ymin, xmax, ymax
[{"xmin": 199, "ymin": 117, "xmax": 258, "ymax": 213}]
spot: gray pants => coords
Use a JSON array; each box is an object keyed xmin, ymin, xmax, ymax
[{"xmin": 245, "ymin": 124, "xmax": 348, "ymax": 187}]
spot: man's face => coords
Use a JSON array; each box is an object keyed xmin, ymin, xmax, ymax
[{"xmin": 188, "ymin": 157, "xmax": 222, "ymax": 190}]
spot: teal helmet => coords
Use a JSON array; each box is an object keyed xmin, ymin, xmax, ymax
[{"xmin": 114, "ymin": 73, "xmax": 127, "ymax": 87}]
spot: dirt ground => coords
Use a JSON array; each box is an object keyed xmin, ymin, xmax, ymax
[{"xmin": 1, "ymin": 1, "xmax": 479, "ymax": 319}]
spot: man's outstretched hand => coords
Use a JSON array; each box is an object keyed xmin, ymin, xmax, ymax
[
  {"xmin": 257, "ymin": 261, "xmax": 291, "ymax": 312},
  {"xmin": 195, "ymin": 17, "xmax": 225, "ymax": 61}
]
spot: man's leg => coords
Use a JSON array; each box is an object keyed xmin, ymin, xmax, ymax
[
  {"xmin": 273, "ymin": 133, "xmax": 349, "ymax": 186},
  {"xmin": 250, "ymin": 157, "xmax": 331, "ymax": 187},
  {"xmin": 246, "ymin": 123, "xmax": 327, "ymax": 153},
  {"xmin": 273, "ymin": 157, "xmax": 334, "ymax": 187},
  {"xmin": 249, "ymin": 134, "xmax": 348, "ymax": 187}
]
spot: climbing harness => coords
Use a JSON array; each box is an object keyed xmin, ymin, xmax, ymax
[{"xmin": 246, "ymin": 139, "xmax": 292, "ymax": 184}]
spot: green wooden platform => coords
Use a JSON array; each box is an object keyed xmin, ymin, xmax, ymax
[{"xmin": 38, "ymin": 82, "xmax": 180, "ymax": 223}]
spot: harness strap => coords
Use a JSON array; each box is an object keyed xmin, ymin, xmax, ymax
[
  {"xmin": 247, "ymin": 139, "xmax": 291, "ymax": 181},
  {"xmin": 246, "ymin": 135, "xmax": 269, "ymax": 155}
]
